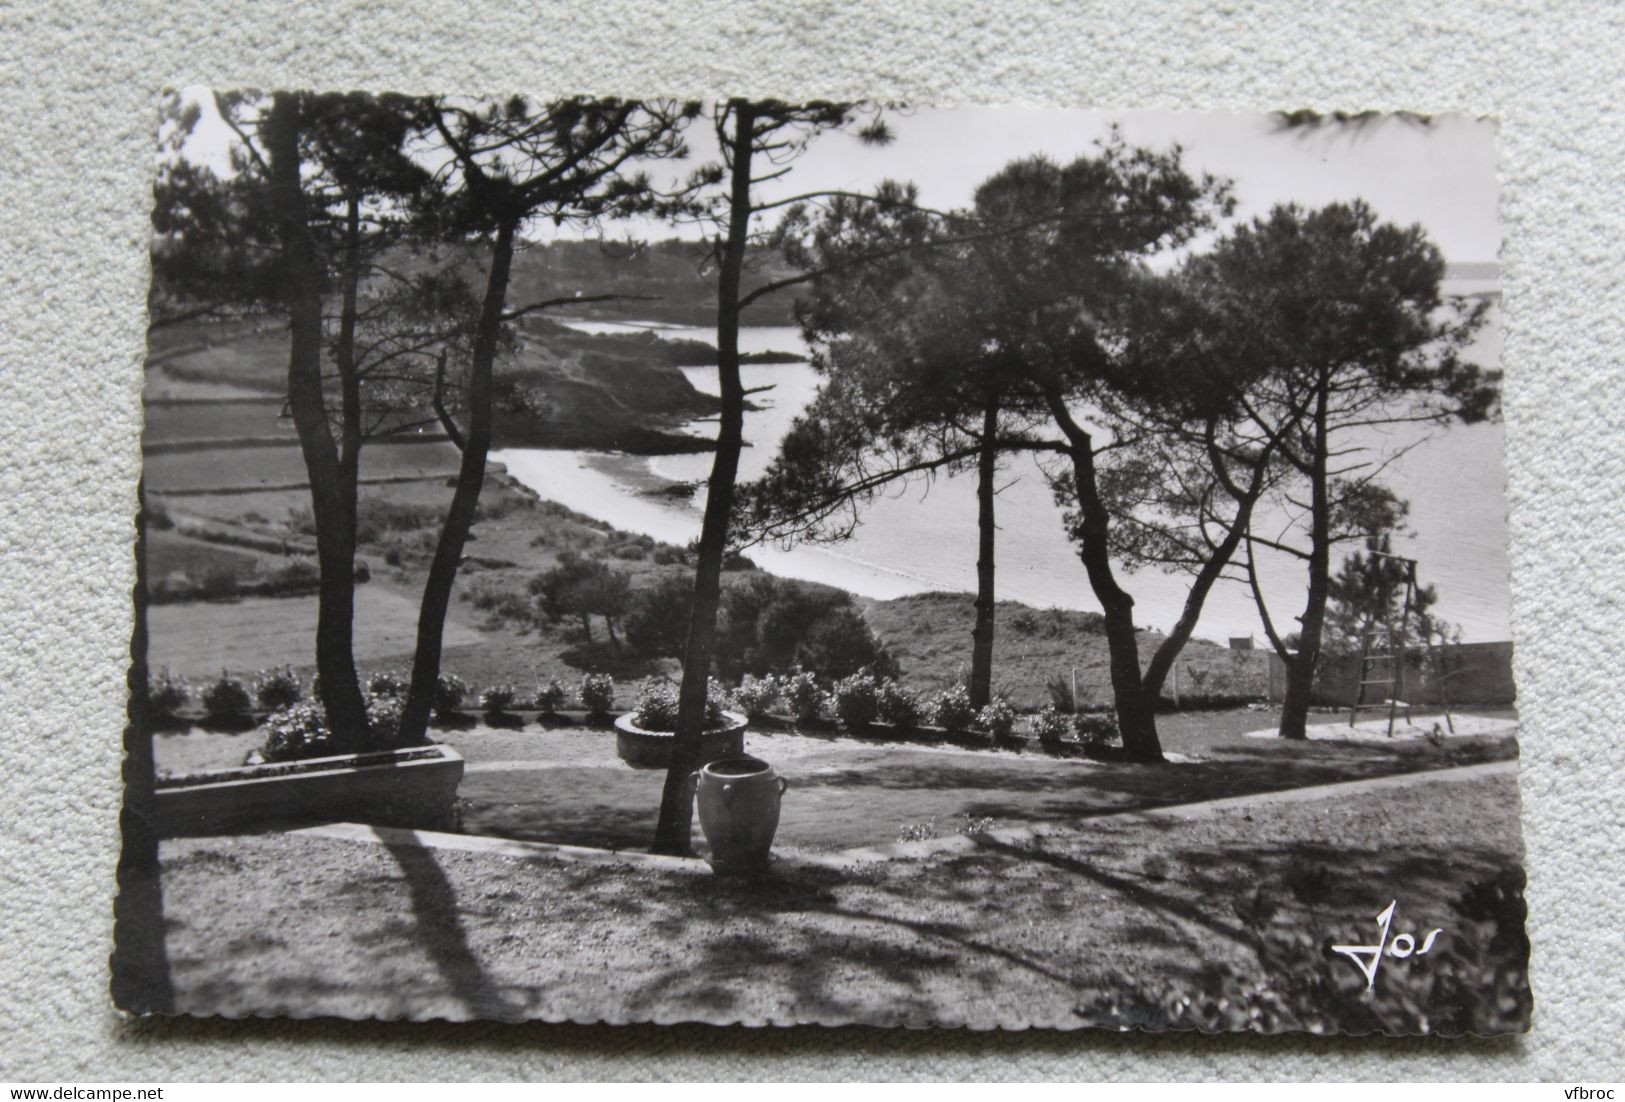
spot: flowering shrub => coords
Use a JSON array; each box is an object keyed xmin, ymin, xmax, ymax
[
  {"xmin": 975, "ymin": 697, "xmax": 1017, "ymax": 738},
  {"xmin": 631, "ymin": 677, "xmax": 724, "ymax": 729},
  {"xmin": 727, "ymin": 674, "xmax": 780, "ymax": 719},
  {"xmin": 535, "ymin": 677, "xmax": 567, "ymax": 714},
  {"xmin": 480, "ymin": 684, "xmax": 517, "ymax": 716},
  {"xmin": 1027, "ymin": 705, "xmax": 1072, "ymax": 747},
  {"xmin": 433, "ymin": 673, "xmax": 468, "ymax": 715},
  {"xmin": 782, "ymin": 670, "xmax": 828, "ymax": 724},
  {"xmin": 832, "ymin": 670, "xmax": 881, "ymax": 728},
  {"xmin": 367, "ymin": 670, "xmax": 405, "ymax": 696},
  {"xmin": 632, "ymin": 678, "xmax": 679, "ymax": 729},
  {"xmin": 876, "ymin": 679, "xmax": 921, "ymax": 730},
  {"xmin": 366, "ymin": 693, "xmax": 404, "ymax": 747},
  {"xmin": 579, "ymin": 672, "xmax": 615, "ymax": 715},
  {"xmin": 253, "ymin": 667, "xmax": 302, "ymax": 710},
  {"xmin": 1074, "ymin": 709, "xmax": 1121, "ymax": 754},
  {"xmin": 148, "ymin": 668, "xmax": 190, "ymax": 719},
  {"xmin": 928, "ymin": 685, "xmax": 976, "ymax": 732},
  {"xmin": 260, "ymin": 702, "xmax": 332, "ymax": 763},
  {"xmin": 201, "ymin": 672, "xmax": 253, "ymax": 721}
]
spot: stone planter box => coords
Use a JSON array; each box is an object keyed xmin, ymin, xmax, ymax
[
  {"xmin": 154, "ymin": 744, "xmax": 464, "ymax": 837},
  {"xmin": 613, "ymin": 710, "xmax": 747, "ymax": 770}
]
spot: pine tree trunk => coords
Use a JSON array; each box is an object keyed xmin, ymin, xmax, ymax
[
  {"xmin": 653, "ymin": 103, "xmax": 756, "ymax": 856},
  {"xmin": 1045, "ymin": 389, "xmax": 1163, "ymax": 762},
  {"xmin": 968, "ymin": 395, "xmax": 999, "ymax": 710},
  {"xmin": 1143, "ymin": 482, "xmax": 1261, "ymax": 700},
  {"xmin": 264, "ymin": 92, "xmax": 369, "ymax": 745},
  {"xmin": 1278, "ymin": 387, "xmax": 1332, "ymax": 740},
  {"xmin": 398, "ymin": 217, "xmax": 517, "ymax": 745}
]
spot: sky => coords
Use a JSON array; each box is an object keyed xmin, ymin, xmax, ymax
[
  {"xmin": 177, "ymin": 93, "xmax": 1501, "ymax": 264},
  {"xmin": 639, "ymin": 107, "xmax": 1501, "ymax": 263}
]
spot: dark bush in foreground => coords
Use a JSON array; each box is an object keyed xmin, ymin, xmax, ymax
[
  {"xmin": 259, "ymin": 693, "xmax": 415, "ymax": 764},
  {"xmin": 480, "ymin": 684, "xmax": 517, "ymax": 717},
  {"xmin": 367, "ymin": 670, "xmax": 406, "ymax": 696},
  {"xmin": 253, "ymin": 667, "xmax": 302, "ymax": 710},
  {"xmin": 201, "ymin": 673, "xmax": 252, "ymax": 721},
  {"xmin": 975, "ymin": 698, "xmax": 1017, "ymax": 738},
  {"xmin": 782, "ymin": 671, "xmax": 828, "ymax": 724},
  {"xmin": 535, "ymin": 677, "xmax": 567, "ymax": 715},
  {"xmin": 366, "ymin": 693, "xmax": 405, "ymax": 746},
  {"xmin": 725, "ymin": 674, "xmax": 780, "ymax": 719},
  {"xmin": 832, "ymin": 670, "xmax": 881, "ymax": 728},
  {"xmin": 433, "ymin": 673, "xmax": 468, "ymax": 715},
  {"xmin": 259, "ymin": 702, "xmax": 332, "ymax": 763},
  {"xmin": 876, "ymin": 679, "xmax": 921, "ymax": 730},
  {"xmin": 1074, "ymin": 710, "xmax": 1122, "ymax": 757},
  {"xmin": 579, "ymin": 672, "xmax": 615, "ymax": 715},
  {"xmin": 1027, "ymin": 705, "xmax": 1071, "ymax": 748},
  {"xmin": 927, "ymin": 685, "xmax": 976, "ymax": 732},
  {"xmin": 148, "ymin": 669, "xmax": 190, "ymax": 719},
  {"xmin": 631, "ymin": 676, "xmax": 724, "ymax": 730}
]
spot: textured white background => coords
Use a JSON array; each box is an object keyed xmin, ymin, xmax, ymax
[{"xmin": 2, "ymin": 0, "xmax": 1621, "ymax": 1081}]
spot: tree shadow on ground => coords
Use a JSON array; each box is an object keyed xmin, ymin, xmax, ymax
[
  {"xmin": 618, "ymin": 863, "xmax": 1011, "ymax": 1025},
  {"xmin": 377, "ymin": 830, "xmax": 528, "ymax": 1021},
  {"xmin": 458, "ymin": 767, "xmax": 661, "ymax": 851},
  {"xmin": 920, "ymin": 737, "xmax": 1510, "ymax": 824},
  {"xmin": 609, "ymin": 809, "xmax": 1527, "ymax": 1031}
]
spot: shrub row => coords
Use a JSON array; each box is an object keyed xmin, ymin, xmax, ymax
[
  {"xmin": 149, "ymin": 664, "xmax": 1124, "ymax": 757},
  {"xmin": 147, "ymin": 668, "xmax": 627, "ymax": 724}
]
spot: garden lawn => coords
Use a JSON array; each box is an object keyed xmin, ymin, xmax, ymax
[
  {"xmin": 146, "ymin": 770, "xmax": 1528, "ymax": 1030},
  {"xmin": 442, "ymin": 722, "xmax": 1517, "ymax": 854},
  {"xmin": 150, "ymin": 710, "xmax": 1518, "ymax": 853}
]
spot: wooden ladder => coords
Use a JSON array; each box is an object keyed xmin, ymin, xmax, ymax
[{"xmin": 1347, "ymin": 555, "xmax": 1419, "ymax": 737}]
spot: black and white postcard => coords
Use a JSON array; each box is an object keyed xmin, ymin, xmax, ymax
[{"xmin": 113, "ymin": 94, "xmax": 1528, "ymax": 1033}]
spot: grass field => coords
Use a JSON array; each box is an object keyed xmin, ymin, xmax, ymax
[
  {"xmin": 145, "ymin": 528, "xmax": 274, "ymax": 582},
  {"xmin": 147, "ymin": 585, "xmax": 486, "ymax": 678},
  {"xmin": 144, "ymin": 440, "xmax": 461, "ymax": 494},
  {"xmin": 141, "ymin": 399, "xmax": 295, "ymax": 444}
]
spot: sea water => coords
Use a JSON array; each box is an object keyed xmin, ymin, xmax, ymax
[{"xmin": 493, "ymin": 317, "xmax": 1512, "ymax": 644}]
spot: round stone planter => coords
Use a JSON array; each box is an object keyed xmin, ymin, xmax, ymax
[{"xmin": 613, "ymin": 709, "xmax": 748, "ymax": 769}]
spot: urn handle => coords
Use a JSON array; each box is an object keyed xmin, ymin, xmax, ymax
[{"xmin": 777, "ymin": 777, "xmax": 789, "ymax": 796}]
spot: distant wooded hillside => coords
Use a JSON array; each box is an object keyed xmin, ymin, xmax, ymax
[{"xmin": 505, "ymin": 238, "xmax": 802, "ymax": 327}]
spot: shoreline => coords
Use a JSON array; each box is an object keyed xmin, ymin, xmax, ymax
[{"xmin": 490, "ymin": 449, "xmax": 943, "ymax": 604}]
